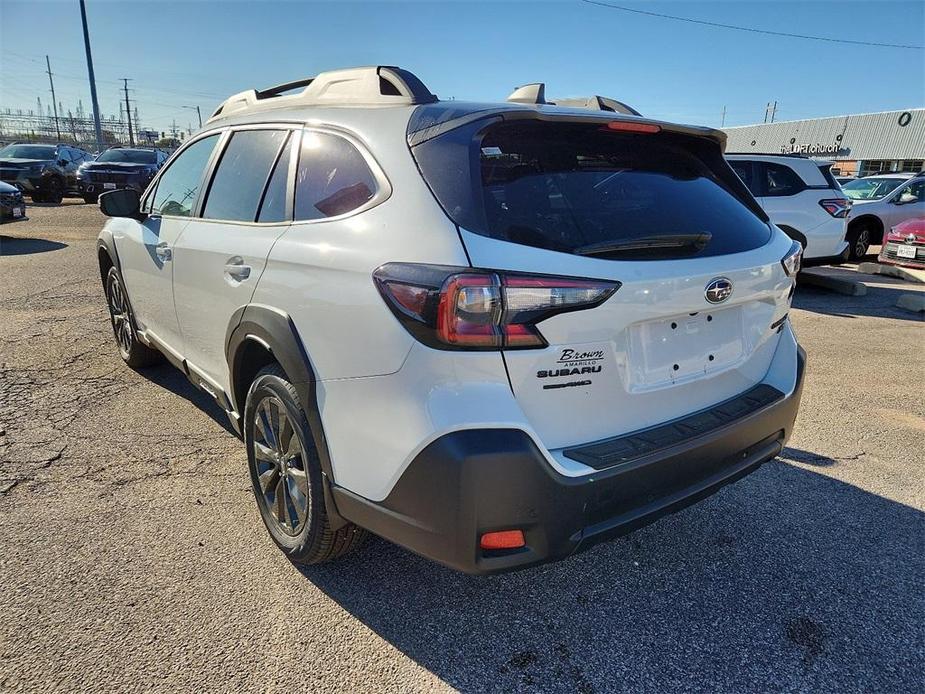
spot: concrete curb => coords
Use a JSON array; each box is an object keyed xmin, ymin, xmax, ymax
[
  {"xmin": 896, "ymin": 293, "xmax": 925, "ymax": 313},
  {"xmin": 798, "ymin": 270, "xmax": 867, "ymax": 296},
  {"xmin": 857, "ymin": 262, "xmax": 925, "ymax": 284}
]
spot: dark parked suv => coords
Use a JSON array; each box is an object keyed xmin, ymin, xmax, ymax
[
  {"xmin": 0, "ymin": 142, "xmax": 92, "ymax": 203},
  {"xmin": 77, "ymin": 147, "xmax": 168, "ymax": 203}
]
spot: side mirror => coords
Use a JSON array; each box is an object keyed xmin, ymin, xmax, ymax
[
  {"xmin": 99, "ymin": 188, "xmax": 144, "ymax": 219},
  {"xmin": 897, "ymin": 191, "xmax": 918, "ymax": 205}
]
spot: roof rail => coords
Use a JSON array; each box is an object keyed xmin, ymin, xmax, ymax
[
  {"xmin": 207, "ymin": 66, "xmax": 437, "ymax": 123},
  {"xmin": 725, "ymin": 152, "xmax": 813, "ymax": 158}
]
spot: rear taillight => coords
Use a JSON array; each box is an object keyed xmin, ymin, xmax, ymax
[
  {"xmin": 374, "ymin": 263, "xmax": 620, "ymax": 350},
  {"xmin": 781, "ymin": 240, "xmax": 802, "ymax": 277},
  {"xmin": 819, "ymin": 198, "xmax": 851, "ymax": 218}
]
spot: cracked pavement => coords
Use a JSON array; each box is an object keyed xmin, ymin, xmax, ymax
[{"xmin": 1, "ymin": 201, "xmax": 923, "ymax": 693}]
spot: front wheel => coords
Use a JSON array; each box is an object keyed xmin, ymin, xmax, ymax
[
  {"xmin": 847, "ymin": 226, "xmax": 871, "ymax": 261},
  {"xmin": 245, "ymin": 364, "xmax": 367, "ymax": 565},
  {"xmin": 43, "ymin": 177, "xmax": 64, "ymax": 204},
  {"xmin": 105, "ymin": 267, "xmax": 162, "ymax": 368}
]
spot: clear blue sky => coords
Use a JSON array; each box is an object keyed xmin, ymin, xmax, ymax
[{"xmin": 2, "ymin": 0, "xmax": 923, "ymax": 135}]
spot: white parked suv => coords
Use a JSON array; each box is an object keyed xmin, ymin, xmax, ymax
[
  {"xmin": 841, "ymin": 173, "xmax": 925, "ymax": 258},
  {"xmin": 727, "ymin": 154, "xmax": 852, "ymax": 262},
  {"xmin": 96, "ymin": 66, "xmax": 805, "ymax": 574}
]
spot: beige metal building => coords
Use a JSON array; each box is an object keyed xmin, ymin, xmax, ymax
[{"xmin": 723, "ymin": 108, "xmax": 924, "ymax": 177}]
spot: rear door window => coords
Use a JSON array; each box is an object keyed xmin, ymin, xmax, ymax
[
  {"xmin": 203, "ymin": 129, "xmax": 288, "ymax": 222},
  {"xmin": 256, "ymin": 134, "xmax": 293, "ymax": 223},
  {"xmin": 763, "ymin": 163, "xmax": 805, "ymax": 197},
  {"xmin": 413, "ymin": 119, "xmax": 771, "ymax": 259},
  {"xmin": 294, "ymin": 131, "xmax": 377, "ymax": 221},
  {"xmin": 729, "ymin": 160, "xmax": 760, "ymax": 196}
]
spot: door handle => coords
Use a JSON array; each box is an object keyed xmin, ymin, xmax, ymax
[
  {"xmin": 155, "ymin": 242, "xmax": 172, "ymax": 261},
  {"xmin": 224, "ymin": 257, "xmax": 252, "ymax": 281}
]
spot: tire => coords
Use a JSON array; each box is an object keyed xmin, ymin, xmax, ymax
[
  {"xmin": 30, "ymin": 192, "xmax": 45, "ymax": 203},
  {"xmin": 83, "ymin": 194, "xmax": 98, "ymax": 204},
  {"xmin": 104, "ymin": 266, "xmax": 162, "ymax": 368},
  {"xmin": 244, "ymin": 363, "xmax": 367, "ymax": 565},
  {"xmin": 44, "ymin": 177, "xmax": 64, "ymax": 204},
  {"xmin": 847, "ymin": 226, "xmax": 871, "ymax": 262}
]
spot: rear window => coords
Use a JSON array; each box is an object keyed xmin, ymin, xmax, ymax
[{"xmin": 412, "ymin": 119, "xmax": 771, "ymax": 259}]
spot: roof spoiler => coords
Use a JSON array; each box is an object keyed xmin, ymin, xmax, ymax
[
  {"xmin": 506, "ymin": 82, "xmax": 640, "ymax": 116},
  {"xmin": 208, "ymin": 66, "xmax": 437, "ymax": 123}
]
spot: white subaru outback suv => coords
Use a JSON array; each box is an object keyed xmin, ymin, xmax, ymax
[
  {"xmin": 96, "ymin": 66, "xmax": 805, "ymax": 575},
  {"xmin": 726, "ymin": 153, "xmax": 852, "ymax": 262}
]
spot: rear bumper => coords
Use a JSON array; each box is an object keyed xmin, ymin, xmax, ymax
[{"xmin": 334, "ymin": 347, "xmax": 806, "ymax": 575}]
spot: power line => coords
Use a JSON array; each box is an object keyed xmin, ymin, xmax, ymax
[{"xmin": 579, "ymin": 0, "xmax": 925, "ymax": 50}]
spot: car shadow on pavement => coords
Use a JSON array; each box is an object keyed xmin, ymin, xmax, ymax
[
  {"xmin": 299, "ymin": 460, "xmax": 923, "ymax": 692},
  {"xmin": 140, "ymin": 363, "xmax": 239, "ymax": 437},
  {"xmin": 793, "ymin": 282, "xmax": 923, "ymax": 322},
  {"xmin": 0, "ymin": 235, "xmax": 68, "ymax": 256}
]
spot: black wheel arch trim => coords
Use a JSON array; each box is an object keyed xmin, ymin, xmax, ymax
[
  {"xmin": 776, "ymin": 225, "xmax": 808, "ymax": 249},
  {"xmin": 226, "ymin": 304, "xmax": 348, "ymax": 530}
]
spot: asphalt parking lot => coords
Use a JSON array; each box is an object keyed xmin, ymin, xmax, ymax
[{"xmin": 1, "ymin": 201, "xmax": 923, "ymax": 693}]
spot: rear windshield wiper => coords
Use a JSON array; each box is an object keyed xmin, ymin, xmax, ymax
[{"xmin": 575, "ymin": 233, "xmax": 712, "ymax": 257}]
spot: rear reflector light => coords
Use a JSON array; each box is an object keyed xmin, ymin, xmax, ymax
[
  {"xmin": 374, "ymin": 263, "xmax": 620, "ymax": 351},
  {"xmin": 605, "ymin": 121, "xmax": 661, "ymax": 134},
  {"xmin": 819, "ymin": 198, "xmax": 851, "ymax": 218},
  {"xmin": 480, "ymin": 530, "xmax": 525, "ymax": 550}
]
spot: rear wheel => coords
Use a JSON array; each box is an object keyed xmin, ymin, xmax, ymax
[
  {"xmin": 105, "ymin": 267, "xmax": 162, "ymax": 368},
  {"xmin": 244, "ymin": 363, "xmax": 367, "ymax": 565},
  {"xmin": 847, "ymin": 226, "xmax": 871, "ymax": 261},
  {"xmin": 30, "ymin": 192, "xmax": 45, "ymax": 203}
]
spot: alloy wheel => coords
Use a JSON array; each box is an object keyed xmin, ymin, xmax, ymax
[
  {"xmin": 252, "ymin": 396, "xmax": 310, "ymax": 536},
  {"xmin": 107, "ymin": 274, "xmax": 134, "ymax": 357},
  {"xmin": 854, "ymin": 228, "xmax": 870, "ymax": 259}
]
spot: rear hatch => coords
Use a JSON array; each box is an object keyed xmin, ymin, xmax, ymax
[{"xmin": 409, "ymin": 109, "xmax": 795, "ymax": 450}]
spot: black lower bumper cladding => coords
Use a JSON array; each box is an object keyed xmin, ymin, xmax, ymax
[{"xmin": 334, "ymin": 348, "xmax": 806, "ymax": 575}]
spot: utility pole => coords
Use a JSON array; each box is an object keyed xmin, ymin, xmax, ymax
[
  {"xmin": 45, "ymin": 56, "xmax": 61, "ymax": 140},
  {"xmin": 721, "ymin": 105, "xmax": 726, "ymax": 127},
  {"xmin": 770, "ymin": 100, "xmax": 778, "ymax": 123},
  {"xmin": 182, "ymin": 105, "xmax": 202, "ymax": 128},
  {"xmin": 763, "ymin": 102, "xmax": 770, "ymax": 124},
  {"xmin": 121, "ymin": 78, "xmax": 134, "ymax": 146},
  {"xmin": 78, "ymin": 0, "xmax": 103, "ymax": 150}
]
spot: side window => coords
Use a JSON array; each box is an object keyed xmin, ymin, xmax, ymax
[
  {"xmin": 151, "ymin": 134, "xmax": 220, "ymax": 217},
  {"xmin": 294, "ymin": 131, "xmax": 377, "ymax": 221},
  {"xmin": 257, "ymin": 134, "xmax": 293, "ymax": 223},
  {"xmin": 763, "ymin": 163, "xmax": 805, "ymax": 197},
  {"xmin": 202, "ymin": 129, "xmax": 288, "ymax": 222},
  {"xmin": 729, "ymin": 161, "xmax": 759, "ymax": 196},
  {"xmin": 896, "ymin": 180, "xmax": 924, "ymax": 202},
  {"xmin": 57, "ymin": 149, "xmax": 71, "ymax": 163}
]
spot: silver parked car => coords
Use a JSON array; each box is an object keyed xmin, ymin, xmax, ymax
[{"xmin": 841, "ymin": 173, "xmax": 925, "ymax": 258}]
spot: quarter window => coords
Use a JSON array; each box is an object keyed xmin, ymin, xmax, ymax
[
  {"xmin": 763, "ymin": 163, "xmax": 805, "ymax": 197},
  {"xmin": 203, "ymin": 129, "xmax": 288, "ymax": 222},
  {"xmin": 294, "ymin": 131, "xmax": 377, "ymax": 221},
  {"xmin": 151, "ymin": 134, "xmax": 220, "ymax": 217}
]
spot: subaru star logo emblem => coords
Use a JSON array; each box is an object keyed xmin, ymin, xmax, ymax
[{"xmin": 705, "ymin": 277, "xmax": 733, "ymax": 304}]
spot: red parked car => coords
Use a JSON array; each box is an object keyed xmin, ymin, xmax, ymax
[{"xmin": 879, "ymin": 217, "xmax": 925, "ymax": 269}]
